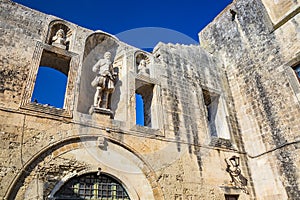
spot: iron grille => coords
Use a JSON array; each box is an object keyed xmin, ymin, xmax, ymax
[{"xmin": 54, "ymin": 173, "xmax": 130, "ymax": 200}]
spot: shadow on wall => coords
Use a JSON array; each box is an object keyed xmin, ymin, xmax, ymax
[
  {"xmin": 77, "ymin": 33, "xmax": 121, "ymax": 114},
  {"xmin": 110, "ymin": 66, "xmax": 121, "ymax": 114}
]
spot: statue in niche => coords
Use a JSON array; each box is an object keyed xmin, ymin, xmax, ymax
[
  {"xmin": 52, "ymin": 29, "xmax": 67, "ymax": 49},
  {"xmin": 137, "ymin": 59, "xmax": 149, "ymax": 75},
  {"xmin": 91, "ymin": 52, "xmax": 118, "ymax": 111}
]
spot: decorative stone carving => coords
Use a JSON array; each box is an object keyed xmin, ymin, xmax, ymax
[
  {"xmin": 97, "ymin": 136, "xmax": 107, "ymax": 150},
  {"xmin": 137, "ymin": 59, "xmax": 149, "ymax": 75},
  {"xmin": 51, "ymin": 29, "xmax": 67, "ymax": 49},
  {"xmin": 90, "ymin": 52, "xmax": 118, "ymax": 113},
  {"xmin": 225, "ymin": 156, "xmax": 249, "ymax": 194}
]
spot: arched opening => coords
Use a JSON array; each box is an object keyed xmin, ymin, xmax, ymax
[
  {"xmin": 135, "ymin": 52, "xmax": 150, "ymax": 74},
  {"xmin": 46, "ymin": 20, "xmax": 74, "ymax": 51},
  {"xmin": 53, "ymin": 172, "xmax": 130, "ymax": 200},
  {"xmin": 77, "ymin": 32, "xmax": 120, "ymax": 114},
  {"xmin": 31, "ymin": 66, "xmax": 68, "ymax": 108},
  {"xmin": 5, "ymin": 136, "xmax": 163, "ymax": 200}
]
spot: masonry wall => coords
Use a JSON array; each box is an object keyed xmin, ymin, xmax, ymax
[
  {"xmin": 0, "ymin": 0, "xmax": 253, "ymax": 200},
  {"xmin": 199, "ymin": 0, "xmax": 300, "ymax": 199},
  {"xmin": 1, "ymin": 0, "xmax": 298, "ymax": 199},
  {"xmin": 152, "ymin": 43, "xmax": 253, "ymax": 199}
]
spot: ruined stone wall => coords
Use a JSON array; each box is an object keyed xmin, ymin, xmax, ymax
[
  {"xmin": 0, "ymin": 1, "xmax": 91, "ymax": 198},
  {"xmin": 261, "ymin": 0, "xmax": 299, "ymax": 26},
  {"xmin": 2, "ymin": 0, "xmax": 298, "ymax": 199},
  {"xmin": 0, "ymin": 0, "xmax": 46, "ymax": 109},
  {"xmin": 0, "ymin": 0, "xmax": 91, "ymax": 110},
  {"xmin": 199, "ymin": 0, "xmax": 300, "ymax": 199},
  {"xmin": 0, "ymin": 1, "xmax": 252, "ymax": 199},
  {"xmin": 151, "ymin": 43, "xmax": 252, "ymax": 199}
]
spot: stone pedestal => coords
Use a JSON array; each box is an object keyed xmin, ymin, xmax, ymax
[
  {"xmin": 89, "ymin": 106, "xmax": 114, "ymax": 119},
  {"xmin": 52, "ymin": 43, "xmax": 66, "ymax": 49}
]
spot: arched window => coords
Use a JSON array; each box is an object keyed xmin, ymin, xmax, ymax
[{"xmin": 54, "ymin": 173, "xmax": 130, "ymax": 200}]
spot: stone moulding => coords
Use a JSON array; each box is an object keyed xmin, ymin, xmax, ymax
[{"xmin": 20, "ymin": 41, "xmax": 79, "ymax": 118}]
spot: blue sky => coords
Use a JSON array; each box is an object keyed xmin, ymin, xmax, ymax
[
  {"xmin": 13, "ymin": 0, "xmax": 232, "ymax": 124},
  {"xmin": 14, "ymin": 0, "xmax": 232, "ymax": 43}
]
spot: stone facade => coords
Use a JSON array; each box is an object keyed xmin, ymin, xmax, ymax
[{"xmin": 0, "ymin": 0, "xmax": 299, "ymax": 199}]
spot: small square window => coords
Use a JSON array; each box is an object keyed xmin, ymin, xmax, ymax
[
  {"xmin": 293, "ymin": 64, "xmax": 300, "ymax": 80},
  {"xmin": 135, "ymin": 83, "xmax": 154, "ymax": 128},
  {"xmin": 225, "ymin": 194, "xmax": 239, "ymax": 200},
  {"xmin": 131, "ymin": 75, "xmax": 164, "ymax": 135},
  {"xmin": 202, "ymin": 88, "xmax": 231, "ymax": 139}
]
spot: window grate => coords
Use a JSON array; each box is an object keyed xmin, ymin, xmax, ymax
[{"xmin": 54, "ymin": 173, "xmax": 130, "ymax": 200}]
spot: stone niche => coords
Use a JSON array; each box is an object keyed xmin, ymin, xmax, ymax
[
  {"xmin": 77, "ymin": 32, "xmax": 121, "ymax": 115},
  {"xmin": 135, "ymin": 51, "xmax": 150, "ymax": 75},
  {"xmin": 46, "ymin": 20, "xmax": 75, "ymax": 51}
]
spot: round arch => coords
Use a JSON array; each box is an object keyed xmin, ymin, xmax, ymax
[
  {"xmin": 46, "ymin": 19, "xmax": 76, "ymax": 50},
  {"xmin": 134, "ymin": 50, "xmax": 151, "ymax": 74},
  {"xmin": 4, "ymin": 135, "xmax": 164, "ymax": 200},
  {"xmin": 83, "ymin": 31, "xmax": 120, "ymax": 61}
]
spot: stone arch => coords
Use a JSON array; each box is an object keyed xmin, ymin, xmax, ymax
[
  {"xmin": 82, "ymin": 31, "xmax": 120, "ymax": 61},
  {"xmin": 4, "ymin": 135, "xmax": 164, "ymax": 200},
  {"xmin": 46, "ymin": 20, "xmax": 76, "ymax": 50},
  {"xmin": 77, "ymin": 32, "xmax": 121, "ymax": 114}
]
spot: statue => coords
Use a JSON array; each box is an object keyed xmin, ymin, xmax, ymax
[
  {"xmin": 225, "ymin": 156, "xmax": 249, "ymax": 194},
  {"xmin": 52, "ymin": 29, "xmax": 67, "ymax": 49},
  {"xmin": 137, "ymin": 59, "xmax": 149, "ymax": 75},
  {"xmin": 91, "ymin": 52, "xmax": 117, "ymax": 111}
]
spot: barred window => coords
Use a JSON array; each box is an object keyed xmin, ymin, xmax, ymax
[{"xmin": 54, "ymin": 173, "xmax": 130, "ymax": 200}]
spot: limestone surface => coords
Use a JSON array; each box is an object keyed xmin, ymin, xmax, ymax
[{"xmin": 0, "ymin": 0, "xmax": 299, "ymax": 199}]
